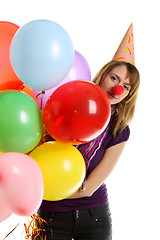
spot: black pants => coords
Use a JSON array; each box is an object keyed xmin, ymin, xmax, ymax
[{"xmin": 37, "ymin": 204, "xmax": 112, "ymax": 240}]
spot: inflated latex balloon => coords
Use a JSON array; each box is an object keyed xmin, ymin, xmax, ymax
[
  {"xmin": 64, "ymin": 50, "xmax": 91, "ymax": 82},
  {"xmin": 20, "ymin": 84, "xmax": 40, "ymax": 107},
  {"xmin": 0, "ymin": 190, "xmax": 12, "ymax": 223},
  {"xmin": 43, "ymin": 81, "xmax": 111, "ymax": 144},
  {"xmin": 0, "ymin": 21, "xmax": 23, "ymax": 90},
  {"xmin": 10, "ymin": 19, "xmax": 74, "ymax": 90},
  {"xmin": 113, "ymin": 85, "xmax": 124, "ymax": 95},
  {"xmin": 0, "ymin": 152, "xmax": 44, "ymax": 216},
  {"xmin": 0, "ymin": 90, "xmax": 44, "ymax": 153},
  {"xmin": 33, "ymin": 50, "xmax": 91, "ymax": 108},
  {"xmin": 30, "ymin": 141, "xmax": 86, "ymax": 201}
]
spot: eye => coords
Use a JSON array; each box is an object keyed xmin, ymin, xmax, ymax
[
  {"xmin": 124, "ymin": 85, "xmax": 130, "ymax": 91},
  {"xmin": 111, "ymin": 76, "xmax": 118, "ymax": 82}
]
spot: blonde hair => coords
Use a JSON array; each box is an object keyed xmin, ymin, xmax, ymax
[{"xmin": 92, "ymin": 60, "xmax": 140, "ymax": 137}]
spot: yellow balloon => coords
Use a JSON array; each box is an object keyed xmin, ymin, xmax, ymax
[{"xmin": 30, "ymin": 141, "xmax": 86, "ymax": 201}]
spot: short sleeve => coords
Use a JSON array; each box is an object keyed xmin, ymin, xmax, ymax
[{"xmin": 108, "ymin": 126, "xmax": 130, "ymax": 148}]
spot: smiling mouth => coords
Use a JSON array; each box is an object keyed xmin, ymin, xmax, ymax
[{"xmin": 107, "ymin": 92, "xmax": 116, "ymax": 99}]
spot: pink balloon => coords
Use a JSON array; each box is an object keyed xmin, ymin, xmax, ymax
[
  {"xmin": 0, "ymin": 190, "xmax": 12, "ymax": 222},
  {"xmin": 0, "ymin": 152, "xmax": 44, "ymax": 216},
  {"xmin": 33, "ymin": 50, "xmax": 91, "ymax": 108}
]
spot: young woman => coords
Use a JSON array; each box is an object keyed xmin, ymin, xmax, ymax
[{"xmin": 36, "ymin": 60, "xmax": 140, "ymax": 240}]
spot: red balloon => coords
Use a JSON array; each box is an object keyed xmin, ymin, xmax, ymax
[
  {"xmin": 0, "ymin": 21, "xmax": 23, "ymax": 91},
  {"xmin": 43, "ymin": 80, "xmax": 111, "ymax": 144}
]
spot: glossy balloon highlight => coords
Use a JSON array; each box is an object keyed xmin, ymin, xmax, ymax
[
  {"xmin": 43, "ymin": 81, "xmax": 111, "ymax": 144},
  {"xmin": 30, "ymin": 141, "xmax": 86, "ymax": 201},
  {"xmin": 0, "ymin": 90, "xmax": 44, "ymax": 153},
  {"xmin": 10, "ymin": 19, "xmax": 74, "ymax": 90}
]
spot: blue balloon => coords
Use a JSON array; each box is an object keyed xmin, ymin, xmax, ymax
[{"xmin": 10, "ymin": 20, "xmax": 74, "ymax": 91}]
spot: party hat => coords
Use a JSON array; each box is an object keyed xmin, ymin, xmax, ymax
[{"xmin": 112, "ymin": 23, "xmax": 135, "ymax": 65}]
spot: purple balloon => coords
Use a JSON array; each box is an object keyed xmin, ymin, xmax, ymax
[{"xmin": 33, "ymin": 50, "xmax": 91, "ymax": 108}]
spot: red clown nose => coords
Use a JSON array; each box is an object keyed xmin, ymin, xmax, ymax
[{"xmin": 113, "ymin": 85, "xmax": 124, "ymax": 96}]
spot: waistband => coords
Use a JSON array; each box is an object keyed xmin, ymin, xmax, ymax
[{"xmin": 38, "ymin": 204, "xmax": 110, "ymax": 218}]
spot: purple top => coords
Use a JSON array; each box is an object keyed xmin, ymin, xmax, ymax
[{"xmin": 40, "ymin": 119, "xmax": 130, "ymax": 212}]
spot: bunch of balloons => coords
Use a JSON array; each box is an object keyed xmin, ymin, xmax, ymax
[{"xmin": 0, "ymin": 19, "xmax": 111, "ymax": 222}]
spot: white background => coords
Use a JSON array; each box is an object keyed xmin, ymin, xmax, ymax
[{"xmin": 0, "ymin": 0, "xmax": 160, "ymax": 239}]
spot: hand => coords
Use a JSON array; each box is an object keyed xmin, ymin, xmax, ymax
[{"xmin": 67, "ymin": 187, "xmax": 87, "ymax": 199}]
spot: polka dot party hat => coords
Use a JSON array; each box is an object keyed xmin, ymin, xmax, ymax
[{"xmin": 112, "ymin": 23, "xmax": 135, "ymax": 65}]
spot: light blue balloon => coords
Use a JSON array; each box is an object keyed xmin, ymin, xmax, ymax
[{"xmin": 10, "ymin": 19, "xmax": 74, "ymax": 91}]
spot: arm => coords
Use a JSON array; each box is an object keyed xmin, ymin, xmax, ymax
[{"xmin": 68, "ymin": 141, "xmax": 127, "ymax": 199}]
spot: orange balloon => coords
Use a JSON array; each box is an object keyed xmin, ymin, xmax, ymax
[
  {"xmin": 21, "ymin": 84, "xmax": 41, "ymax": 108},
  {"xmin": 0, "ymin": 21, "xmax": 23, "ymax": 91}
]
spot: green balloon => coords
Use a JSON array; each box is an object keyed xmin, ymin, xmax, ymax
[{"xmin": 0, "ymin": 90, "xmax": 44, "ymax": 153}]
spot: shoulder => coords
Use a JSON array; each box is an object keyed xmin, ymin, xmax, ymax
[
  {"xmin": 103, "ymin": 125, "xmax": 130, "ymax": 149},
  {"xmin": 117, "ymin": 125, "xmax": 130, "ymax": 142},
  {"xmin": 109, "ymin": 125, "xmax": 130, "ymax": 148}
]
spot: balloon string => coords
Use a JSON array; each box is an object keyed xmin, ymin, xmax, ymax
[
  {"xmin": 36, "ymin": 91, "xmax": 45, "ymax": 110},
  {"xmin": 2, "ymin": 214, "xmax": 47, "ymax": 240},
  {"xmin": 3, "ymin": 223, "xmax": 19, "ymax": 240},
  {"xmin": 24, "ymin": 213, "xmax": 47, "ymax": 240}
]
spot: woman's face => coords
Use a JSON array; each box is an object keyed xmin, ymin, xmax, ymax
[{"xmin": 100, "ymin": 65, "xmax": 131, "ymax": 105}]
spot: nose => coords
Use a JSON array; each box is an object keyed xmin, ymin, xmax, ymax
[{"xmin": 113, "ymin": 85, "xmax": 124, "ymax": 96}]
